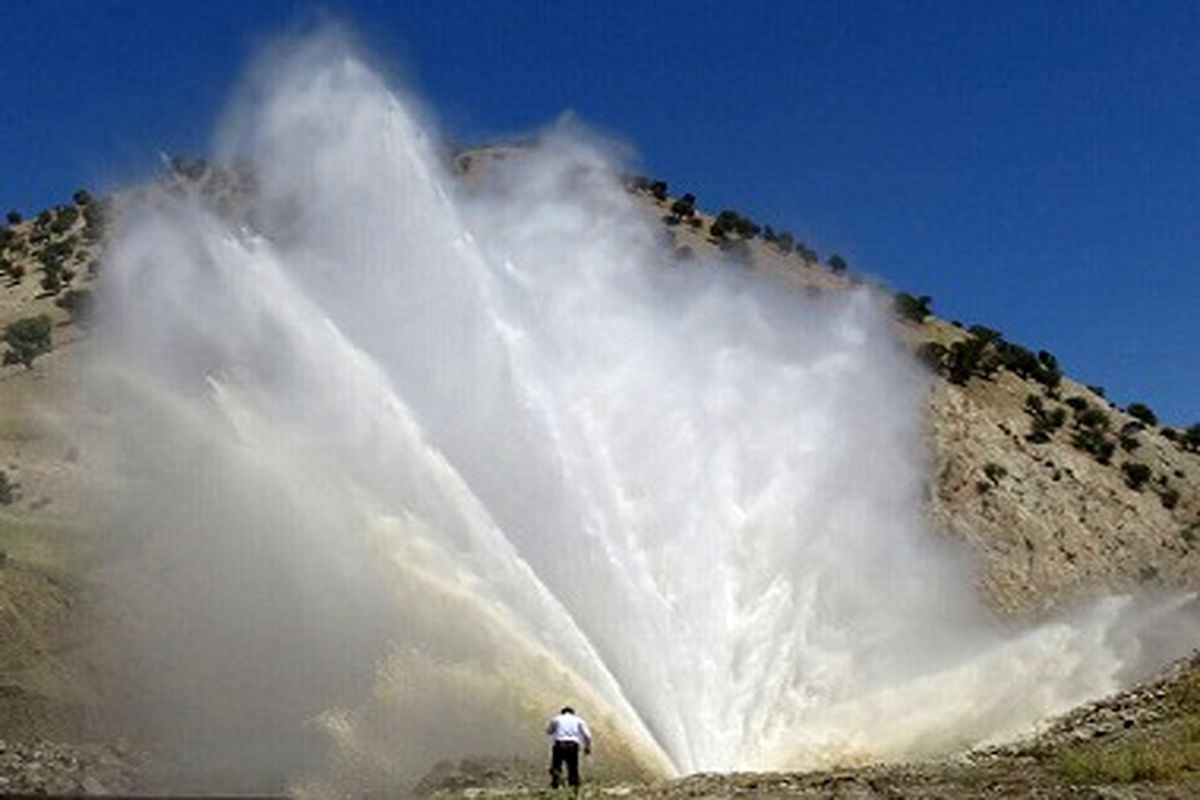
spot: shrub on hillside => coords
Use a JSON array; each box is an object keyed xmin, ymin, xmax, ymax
[
  {"xmin": 827, "ymin": 253, "xmax": 848, "ymax": 273},
  {"xmin": 650, "ymin": 180, "xmax": 668, "ymax": 201},
  {"xmin": 945, "ymin": 334, "xmax": 1000, "ymax": 385},
  {"xmin": 1072, "ymin": 429, "xmax": 1115, "ymax": 464},
  {"xmin": 967, "ymin": 324, "xmax": 1002, "ymax": 344},
  {"xmin": 39, "ymin": 270, "xmax": 63, "ymax": 295},
  {"xmin": 1076, "ymin": 406, "xmax": 1111, "ymax": 431},
  {"xmin": 1126, "ymin": 403, "xmax": 1158, "ymax": 427},
  {"xmin": 669, "ymin": 193, "xmax": 696, "ymax": 221},
  {"xmin": 72, "ymin": 189, "xmax": 92, "ymax": 206},
  {"xmin": 713, "ymin": 209, "xmax": 761, "ymax": 239},
  {"xmin": 50, "ymin": 205, "xmax": 78, "ymax": 234},
  {"xmin": 1025, "ymin": 394, "xmax": 1067, "ymax": 442},
  {"xmin": 2, "ymin": 314, "xmax": 52, "ymax": 369},
  {"xmin": 1034, "ymin": 354, "xmax": 1063, "ymax": 390},
  {"xmin": 1120, "ymin": 462, "xmax": 1152, "ymax": 491},
  {"xmin": 5, "ymin": 210, "xmax": 21, "ymax": 225},
  {"xmin": 894, "ymin": 293, "xmax": 933, "ymax": 324},
  {"xmin": 1065, "ymin": 396, "xmax": 1089, "ymax": 413}
]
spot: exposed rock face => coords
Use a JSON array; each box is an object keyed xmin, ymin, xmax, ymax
[{"xmin": 923, "ymin": 347, "xmax": 1199, "ymax": 615}]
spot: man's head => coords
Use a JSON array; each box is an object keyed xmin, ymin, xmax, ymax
[{"xmin": 561, "ymin": 706, "xmax": 575, "ymax": 715}]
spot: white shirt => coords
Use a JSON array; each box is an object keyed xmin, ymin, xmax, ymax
[{"xmin": 546, "ymin": 712, "xmax": 592, "ymax": 747}]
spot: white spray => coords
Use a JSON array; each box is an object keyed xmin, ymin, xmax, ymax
[{"xmin": 90, "ymin": 30, "xmax": 1198, "ymax": 788}]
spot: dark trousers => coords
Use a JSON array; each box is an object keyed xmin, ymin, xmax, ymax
[{"xmin": 549, "ymin": 740, "xmax": 581, "ymax": 788}]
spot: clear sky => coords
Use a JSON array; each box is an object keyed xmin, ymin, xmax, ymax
[{"xmin": 2, "ymin": 1, "xmax": 1196, "ymax": 424}]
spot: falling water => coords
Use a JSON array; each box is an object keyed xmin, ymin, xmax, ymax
[{"xmin": 89, "ymin": 30, "xmax": 1198, "ymax": 789}]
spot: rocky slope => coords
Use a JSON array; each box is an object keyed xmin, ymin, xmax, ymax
[
  {"xmin": 414, "ymin": 653, "xmax": 1200, "ymax": 799},
  {"xmin": 601, "ymin": 160, "xmax": 1200, "ymax": 617}
]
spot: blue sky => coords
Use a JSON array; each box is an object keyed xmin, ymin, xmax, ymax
[{"xmin": 2, "ymin": 1, "xmax": 1196, "ymax": 423}]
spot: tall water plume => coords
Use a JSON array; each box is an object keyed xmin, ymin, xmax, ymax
[{"xmin": 88, "ymin": 30, "xmax": 1198, "ymax": 789}]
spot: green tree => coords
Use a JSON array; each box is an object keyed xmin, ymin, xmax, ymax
[
  {"xmin": 669, "ymin": 193, "xmax": 696, "ymax": 220},
  {"xmin": 947, "ymin": 337, "xmax": 992, "ymax": 385},
  {"xmin": 1072, "ymin": 429, "xmax": 1115, "ymax": 464},
  {"xmin": 827, "ymin": 253, "xmax": 848, "ymax": 273},
  {"xmin": 40, "ymin": 269, "xmax": 63, "ymax": 295},
  {"xmin": 2, "ymin": 314, "xmax": 52, "ymax": 369},
  {"xmin": 1120, "ymin": 462, "xmax": 1152, "ymax": 491},
  {"xmin": 1183, "ymin": 424, "xmax": 1200, "ymax": 453},
  {"xmin": 1076, "ymin": 407, "xmax": 1111, "ymax": 431},
  {"xmin": 50, "ymin": 205, "xmax": 79, "ymax": 234},
  {"xmin": 894, "ymin": 293, "xmax": 933, "ymax": 323},
  {"xmin": 5, "ymin": 210, "xmax": 20, "ymax": 225},
  {"xmin": 72, "ymin": 189, "xmax": 92, "ymax": 206},
  {"xmin": 1126, "ymin": 403, "xmax": 1158, "ymax": 427}
]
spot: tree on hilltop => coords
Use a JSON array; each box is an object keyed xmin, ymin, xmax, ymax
[
  {"xmin": 894, "ymin": 292, "xmax": 933, "ymax": 323},
  {"xmin": 1126, "ymin": 403, "xmax": 1158, "ymax": 427},
  {"xmin": 670, "ymin": 193, "xmax": 696, "ymax": 221}
]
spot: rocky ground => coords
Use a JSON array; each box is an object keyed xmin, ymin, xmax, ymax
[
  {"xmin": 0, "ymin": 738, "xmax": 143, "ymax": 795},
  {"xmin": 412, "ymin": 655, "xmax": 1200, "ymax": 800}
]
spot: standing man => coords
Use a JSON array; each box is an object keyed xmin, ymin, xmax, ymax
[{"xmin": 545, "ymin": 705, "xmax": 592, "ymax": 793}]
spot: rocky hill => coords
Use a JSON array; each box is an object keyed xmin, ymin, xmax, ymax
[
  {"xmin": 0, "ymin": 151, "xmax": 1197, "ymax": 792},
  {"xmin": 593, "ymin": 156, "xmax": 1199, "ymax": 618}
]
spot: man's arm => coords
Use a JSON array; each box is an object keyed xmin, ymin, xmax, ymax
[
  {"xmin": 580, "ymin": 719, "xmax": 593, "ymax": 753},
  {"xmin": 545, "ymin": 718, "xmax": 557, "ymax": 736}
]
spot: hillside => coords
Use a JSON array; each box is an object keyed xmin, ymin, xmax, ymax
[
  {"xmin": 0, "ymin": 152, "xmax": 1197, "ymax": 793},
  {"xmin": 587, "ymin": 155, "xmax": 1200, "ymax": 617}
]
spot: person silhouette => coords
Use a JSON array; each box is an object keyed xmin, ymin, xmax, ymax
[{"xmin": 545, "ymin": 705, "xmax": 592, "ymax": 792}]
